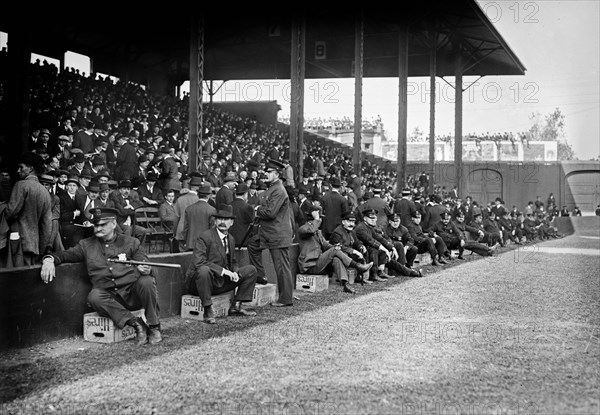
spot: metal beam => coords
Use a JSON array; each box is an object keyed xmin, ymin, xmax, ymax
[
  {"xmin": 188, "ymin": 16, "xmax": 204, "ymax": 174},
  {"xmin": 353, "ymin": 14, "xmax": 364, "ymax": 176},
  {"xmin": 454, "ymin": 39, "xmax": 464, "ymax": 198},
  {"xmin": 396, "ymin": 23, "xmax": 408, "ymax": 193},
  {"xmin": 290, "ymin": 15, "xmax": 305, "ymax": 180},
  {"xmin": 429, "ymin": 28, "xmax": 437, "ymax": 196}
]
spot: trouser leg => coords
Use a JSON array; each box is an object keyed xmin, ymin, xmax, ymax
[
  {"xmin": 270, "ymin": 247, "xmax": 293, "ymax": 305},
  {"xmin": 247, "ymin": 236, "xmax": 266, "ymax": 279}
]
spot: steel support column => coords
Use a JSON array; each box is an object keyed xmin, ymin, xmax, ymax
[
  {"xmin": 396, "ymin": 24, "xmax": 409, "ymax": 193},
  {"xmin": 188, "ymin": 16, "xmax": 204, "ymax": 173},
  {"xmin": 290, "ymin": 16, "xmax": 306, "ymax": 180},
  {"xmin": 454, "ymin": 40, "xmax": 464, "ymax": 198},
  {"xmin": 3, "ymin": 27, "xmax": 31, "ymax": 180},
  {"xmin": 353, "ymin": 14, "xmax": 364, "ymax": 176},
  {"xmin": 428, "ymin": 29, "xmax": 437, "ymax": 196}
]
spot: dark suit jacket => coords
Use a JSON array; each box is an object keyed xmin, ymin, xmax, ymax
[
  {"xmin": 230, "ymin": 197, "xmax": 255, "ymax": 247},
  {"xmin": 138, "ymin": 184, "xmax": 165, "ymax": 205},
  {"xmin": 191, "ymin": 227, "xmax": 238, "ymax": 288},
  {"xmin": 183, "ymin": 200, "xmax": 216, "ymax": 249},
  {"xmin": 321, "ymin": 190, "xmax": 348, "ymax": 238},
  {"xmin": 59, "ymin": 192, "xmax": 79, "ymax": 224}
]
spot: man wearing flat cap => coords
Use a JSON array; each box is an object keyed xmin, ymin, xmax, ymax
[
  {"xmin": 5, "ymin": 152, "xmax": 52, "ymax": 265},
  {"xmin": 41, "ymin": 207, "xmax": 162, "ymax": 345},
  {"xmin": 185, "ymin": 204, "xmax": 258, "ymax": 324},
  {"xmin": 254, "ymin": 158, "xmax": 294, "ymax": 307}
]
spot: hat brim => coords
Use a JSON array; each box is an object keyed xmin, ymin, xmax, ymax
[
  {"xmin": 92, "ymin": 216, "xmax": 116, "ymax": 225},
  {"xmin": 213, "ymin": 213, "xmax": 236, "ymax": 219}
]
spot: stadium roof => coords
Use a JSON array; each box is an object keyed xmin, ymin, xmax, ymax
[{"xmin": 1, "ymin": 1, "xmax": 525, "ymax": 86}]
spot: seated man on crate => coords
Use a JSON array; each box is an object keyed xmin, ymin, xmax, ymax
[
  {"xmin": 40, "ymin": 207, "xmax": 162, "ymax": 346},
  {"xmin": 297, "ymin": 204, "xmax": 373, "ymax": 294},
  {"xmin": 185, "ymin": 204, "xmax": 258, "ymax": 324}
]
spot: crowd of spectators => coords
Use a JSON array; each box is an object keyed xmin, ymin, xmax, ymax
[{"xmin": 0, "ymin": 59, "xmax": 567, "ymax": 271}]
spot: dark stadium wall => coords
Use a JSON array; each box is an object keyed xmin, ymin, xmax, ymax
[{"xmin": 0, "ymin": 246, "xmax": 299, "ymax": 350}]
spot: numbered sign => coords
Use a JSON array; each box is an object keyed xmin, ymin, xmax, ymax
[{"xmin": 315, "ymin": 41, "xmax": 327, "ymax": 60}]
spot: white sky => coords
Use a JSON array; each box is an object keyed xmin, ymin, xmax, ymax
[{"xmin": 3, "ymin": 1, "xmax": 598, "ymax": 159}]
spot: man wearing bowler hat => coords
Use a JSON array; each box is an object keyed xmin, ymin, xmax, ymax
[
  {"xmin": 185, "ymin": 204, "xmax": 258, "ymax": 324},
  {"xmin": 174, "ymin": 175, "xmax": 202, "ymax": 246},
  {"xmin": 182, "ymin": 181, "xmax": 216, "ymax": 251},
  {"xmin": 254, "ymin": 158, "xmax": 294, "ymax": 306},
  {"xmin": 40, "ymin": 207, "xmax": 162, "ymax": 345},
  {"xmin": 320, "ymin": 176, "xmax": 348, "ymax": 240},
  {"xmin": 138, "ymin": 171, "xmax": 164, "ymax": 206}
]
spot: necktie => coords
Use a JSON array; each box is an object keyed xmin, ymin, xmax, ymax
[
  {"xmin": 85, "ymin": 200, "xmax": 93, "ymax": 218},
  {"xmin": 223, "ymin": 236, "xmax": 229, "ymax": 255}
]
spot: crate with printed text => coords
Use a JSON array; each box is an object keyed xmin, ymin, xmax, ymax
[
  {"xmin": 295, "ymin": 274, "xmax": 329, "ymax": 293},
  {"xmin": 248, "ymin": 283, "xmax": 278, "ymax": 306},
  {"xmin": 180, "ymin": 291, "xmax": 234, "ymax": 320},
  {"xmin": 83, "ymin": 309, "xmax": 146, "ymax": 344}
]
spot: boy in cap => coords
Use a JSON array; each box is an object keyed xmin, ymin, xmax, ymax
[{"xmin": 40, "ymin": 207, "xmax": 162, "ymax": 345}]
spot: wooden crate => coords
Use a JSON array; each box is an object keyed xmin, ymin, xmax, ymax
[
  {"xmin": 249, "ymin": 283, "xmax": 279, "ymax": 306},
  {"xmin": 180, "ymin": 291, "xmax": 234, "ymax": 320},
  {"xmin": 83, "ymin": 309, "xmax": 146, "ymax": 344},
  {"xmin": 295, "ymin": 274, "xmax": 329, "ymax": 293}
]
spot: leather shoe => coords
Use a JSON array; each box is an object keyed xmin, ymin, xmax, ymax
[
  {"xmin": 271, "ymin": 302, "xmax": 292, "ymax": 307},
  {"xmin": 130, "ymin": 318, "xmax": 147, "ymax": 346},
  {"xmin": 353, "ymin": 261, "xmax": 373, "ymax": 274},
  {"xmin": 370, "ymin": 275, "xmax": 387, "ymax": 282},
  {"xmin": 360, "ymin": 278, "xmax": 373, "ymax": 285},
  {"xmin": 379, "ymin": 271, "xmax": 394, "ymax": 279},
  {"xmin": 457, "ymin": 255, "xmax": 465, "ymax": 260},
  {"xmin": 229, "ymin": 301, "xmax": 257, "ymax": 316},
  {"xmin": 342, "ymin": 281, "xmax": 356, "ymax": 294},
  {"xmin": 256, "ymin": 276, "xmax": 269, "ymax": 285},
  {"xmin": 437, "ymin": 257, "xmax": 449, "ymax": 265},
  {"xmin": 148, "ymin": 327, "xmax": 162, "ymax": 344},
  {"xmin": 203, "ymin": 305, "xmax": 216, "ymax": 324},
  {"xmin": 431, "ymin": 258, "xmax": 440, "ymax": 266},
  {"xmin": 414, "ymin": 269, "xmax": 424, "ymax": 278}
]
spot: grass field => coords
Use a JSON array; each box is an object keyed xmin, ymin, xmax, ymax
[{"xmin": 1, "ymin": 222, "xmax": 599, "ymax": 415}]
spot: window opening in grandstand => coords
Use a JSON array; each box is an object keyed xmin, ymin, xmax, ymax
[
  {"xmin": 31, "ymin": 53, "xmax": 60, "ymax": 70},
  {"xmin": 0, "ymin": 31, "xmax": 7, "ymax": 52},
  {"xmin": 64, "ymin": 51, "xmax": 91, "ymax": 77},
  {"xmin": 96, "ymin": 72, "xmax": 120, "ymax": 84}
]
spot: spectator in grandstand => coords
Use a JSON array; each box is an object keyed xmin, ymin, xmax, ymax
[
  {"xmin": 534, "ymin": 195, "xmax": 545, "ymax": 212},
  {"xmin": 354, "ymin": 208, "xmax": 393, "ymax": 282},
  {"xmin": 572, "ymin": 206, "xmax": 582, "ymax": 216},
  {"xmin": 137, "ymin": 172, "xmax": 164, "ymax": 207},
  {"xmin": 158, "ymin": 189, "xmax": 177, "ymax": 233},
  {"xmin": 359, "ymin": 187, "xmax": 390, "ymax": 230},
  {"xmin": 454, "ymin": 212, "xmax": 498, "ymax": 256},
  {"xmin": 423, "ymin": 193, "xmax": 446, "ymax": 231},
  {"xmin": 329, "ymin": 209, "xmax": 371, "ymax": 284},
  {"xmin": 547, "ymin": 193, "xmax": 556, "ymax": 209},
  {"xmin": 405, "ymin": 211, "xmax": 448, "ymax": 267},
  {"xmin": 255, "ymin": 159, "xmax": 294, "ymax": 307},
  {"xmin": 40, "ymin": 207, "xmax": 162, "ymax": 345},
  {"xmin": 281, "ymin": 158, "xmax": 295, "ymax": 189},
  {"xmin": 498, "ymin": 210, "xmax": 522, "ymax": 245},
  {"xmin": 174, "ymin": 175, "xmax": 202, "ymax": 245},
  {"xmin": 215, "ymin": 172, "xmax": 237, "ymax": 207},
  {"xmin": 112, "ymin": 179, "xmax": 149, "ymax": 242},
  {"xmin": 393, "ymin": 188, "xmax": 417, "ymax": 228},
  {"xmin": 115, "ymin": 135, "xmax": 138, "ymax": 181},
  {"xmin": 184, "ymin": 204, "xmax": 258, "ymax": 324},
  {"xmin": 158, "ymin": 146, "xmax": 182, "ymax": 195},
  {"xmin": 320, "ymin": 176, "xmax": 349, "ymax": 240},
  {"xmin": 182, "ymin": 182, "xmax": 216, "ymax": 252},
  {"xmin": 5, "ymin": 152, "xmax": 52, "ymax": 265},
  {"xmin": 560, "ymin": 205, "xmax": 570, "ymax": 217},
  {"xmin": 596, "ymin": 205, "xmax": 600, "ymax": 216},
  {"xmin": 297, "ymin": 204, "xmax": 373, "ymax": 294},
  {"xmin": 429, "ymin": 211, "xmax": 463, "ymax": 260},
  {"xmin": 384, "ymin": 212, "xmax": 419, "ymax": 269}
]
